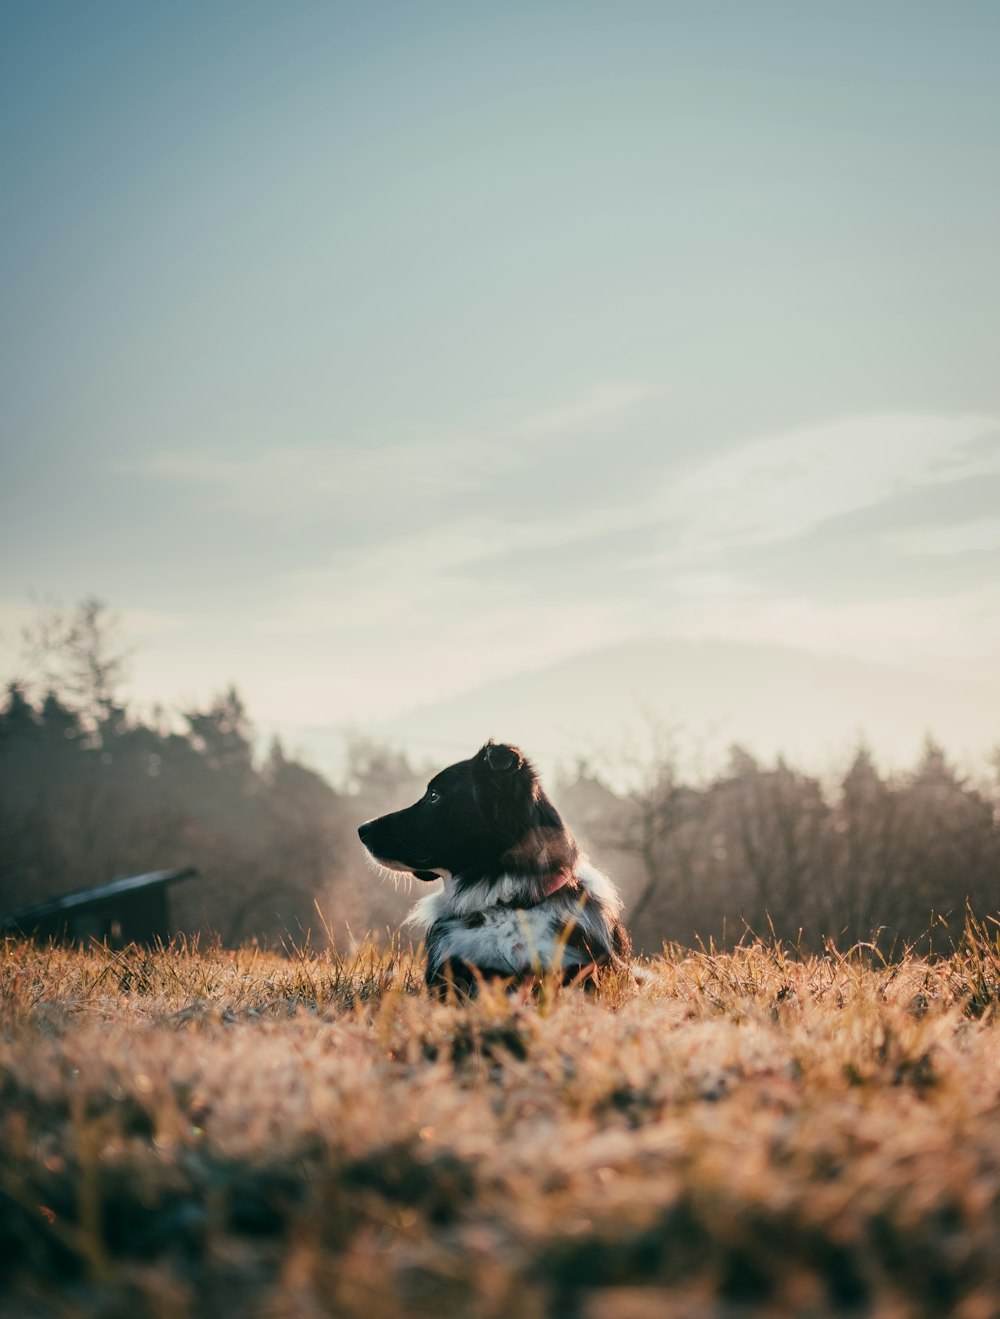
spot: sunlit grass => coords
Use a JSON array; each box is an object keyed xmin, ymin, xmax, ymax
[{"xmin": 2, "ymin": 921, "xmax": 999, "ymax": 1316}]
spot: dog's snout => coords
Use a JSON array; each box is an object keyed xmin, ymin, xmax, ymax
[{"xmin": 358, "ymin": 820, "xmax": 373, "ymax": 844}]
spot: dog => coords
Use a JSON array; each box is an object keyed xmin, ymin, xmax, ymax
[{"xmin": 357, "ymin": 740, "xmax": 630, "ymax": 995}]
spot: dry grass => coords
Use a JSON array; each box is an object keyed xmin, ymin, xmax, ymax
[{"xmin": 2, "ymin": 922, "xmax": 1000, "ymax": 1319}]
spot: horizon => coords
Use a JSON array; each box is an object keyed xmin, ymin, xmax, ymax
[
  {"xmin": 7, "ymin": 618, "xmax": 997, "ymax": 796},
  {"xmin": 2, "ymin": 4, "xmax": 999, "ymax": 773}
]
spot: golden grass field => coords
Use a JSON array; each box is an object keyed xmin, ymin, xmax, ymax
[{"xmin": 3, "ymin": 923, "xmax": 1000, "ymax": 1318}]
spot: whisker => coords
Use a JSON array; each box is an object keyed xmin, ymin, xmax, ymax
[{"xmin": 364, "ymin": 852, "xmax": 415, "ymax": 893}]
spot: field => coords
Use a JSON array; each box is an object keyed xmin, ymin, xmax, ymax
[{"xmin": 3, "ymin": 928, "xmax": 1000, "ymax": 1319}]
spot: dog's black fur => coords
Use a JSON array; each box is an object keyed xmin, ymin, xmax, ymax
[{"xmin": 358, "ymin": 740, "xmax": 630, "ymax": 995}]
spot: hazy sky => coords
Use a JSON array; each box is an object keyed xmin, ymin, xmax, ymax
[{"xmin": 2, "ymin": 3, "xmax": 998, "ymax": 765}]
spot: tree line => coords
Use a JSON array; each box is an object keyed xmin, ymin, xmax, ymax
[
  {"xmin": 1, "ymin": 599, "xmax": 997, "ymax": 952},
  {"xmin": 560, "ymin": 739, "xmax": 999, "ymax": 953}
]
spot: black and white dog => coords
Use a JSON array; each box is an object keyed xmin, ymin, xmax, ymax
[{"xmin": 358, "ymin": 740, "xmax": 630, "ymax": 995}]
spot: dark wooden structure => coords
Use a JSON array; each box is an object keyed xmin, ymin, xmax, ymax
[{"xmin": 0, "ymin": 867, "xmax": 198, "ymax": 947}]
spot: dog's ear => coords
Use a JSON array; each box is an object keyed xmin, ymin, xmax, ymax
[
  {"xmin": 473, "ymin": 740, "xmax": 536, "ymax": 841},
  {"xmin": 481, "ymin": 740, "xmax": 522, "ymax": 774}
]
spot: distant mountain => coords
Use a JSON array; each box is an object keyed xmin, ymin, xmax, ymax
[
  {"xmin": 381, "ymin": 638, "xmax": 998, "ymax": 773},
  {"xmin": 283, "ymin": 637, "xmax": 999, "ymax": 783}
]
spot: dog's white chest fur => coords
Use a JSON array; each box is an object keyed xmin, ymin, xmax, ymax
[{"xmin": 407, "ymin": 861, "xmax": 622, "ymax": 977}]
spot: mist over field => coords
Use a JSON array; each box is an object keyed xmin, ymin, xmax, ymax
[
  {"xmin": 2, "ymin": 597, "xmax": 998, "ymax": 958},
  {"xmin": 2, "ymin": 3, "xmax": 1000, "ymax": 1314}
]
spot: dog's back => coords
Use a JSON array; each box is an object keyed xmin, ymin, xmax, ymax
[{"xmin": 358, "ymin": 740, "xmax": 631, "ymax": 994}]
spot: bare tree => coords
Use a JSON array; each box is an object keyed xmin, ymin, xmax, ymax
[{"xmin": 21, "ymin": 596, "xmax": 131, "ymax": 736}]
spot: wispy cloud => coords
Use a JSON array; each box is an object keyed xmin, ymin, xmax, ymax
[
  {"xmin": 630, "ymin": 574, "xmax": 1000, "ymax": 665},
  {"xmin": 246, "ymin": 409, "xmax": 1000, "ymax": 616},
  {"xmin": 99, "ymin": 407, "xmax": 1000, "ymax": 725},
  {"xmin": 122, "ymin": 439, "xmax": 509, "ymax": 518},
  {"xmin": 914, "ymin": 427, "xmax": 1000, "ymax": 484},
  {"xmin": 887, "ymin": 517, "xmax": 1000, "ymax": 558},
  {"xmin": 613, "ymin": 412, "xmax": 1000, "ymax": 665},
  {"xmin": 442, "ymin": 411, "xmax": 1000, "ymax": 577},
  {"xmin": 649, "ymin": 412, "xmax": 1000, "ymax": 563},
  {"xmin": 514, "ymin": 383, "xmax": 654, "ymax": 438},
  {"xmin": 119, "ymin": 382, "xmax": 654, "ymax": 520},
  {"xmin": 248, "ymin": 519, "xmax": 635, "ymax": 718}
]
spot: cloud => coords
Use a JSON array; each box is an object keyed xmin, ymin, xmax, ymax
[
  {"xmin": 245, "ymin": 518, "xmax": 637, "ymax": 719},
  {"xmin": 652, "ymin": 412, "xmax": 1000, "ymax": 561},
  {"xmin": 119, "ymin": 381, "xmax": 654, "ymax": 521},
  {"xmin": 123, "ymin": 439, "xmax": 509, "ymax": 519},
  {"xmin": 440, "ymin": 411, "xmax": 1000, "ymax": 585},
  {"xmin": 515, "ymin": 383, "xmax": 654, "ymax": 438},
  {"xmin": 252, "ymin": 409, "xmax": 1000, "ymax": 623},
  {"xmin": 605, "ymin": 413, "xmax": 1000, "ymax": 666},
  {"xmin": 914, "ymin": 427, "xmax": 1000, "ymax": 484},
  {"xmin": 887, "ymin": 517, "xmax": 1000, "ymax": 558},
  {"xmin": 104, "ymin": 407, "xmax": 1000, "ymax": 724},
  {"xmin": 638, "ymin": 575, "xmax": 1000, "ymax": 665}
]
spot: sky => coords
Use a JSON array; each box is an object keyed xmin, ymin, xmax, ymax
[{"xmin": 2, "ymin": 2, "xmax": 999, "ymax": 776}]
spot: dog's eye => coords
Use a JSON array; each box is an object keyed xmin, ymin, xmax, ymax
[{"xmin": 426, "ymin": 789, "xmax": 441, "ymax": 804}]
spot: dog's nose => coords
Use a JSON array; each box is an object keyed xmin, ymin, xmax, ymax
[{"xmin": 358, "ymin": 821, "xmax": 372, "ymax": 843}]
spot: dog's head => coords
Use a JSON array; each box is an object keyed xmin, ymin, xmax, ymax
[{"xmin": 357, "ymin": 739, "xmax": 578, "ymax": 882}]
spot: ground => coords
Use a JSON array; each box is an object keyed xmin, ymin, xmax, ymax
[{"xmin": 2, "ymin": 925, "xmax": 1000, "ymax": 1318}]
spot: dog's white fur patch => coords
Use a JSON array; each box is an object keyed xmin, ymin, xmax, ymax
[
  {"xmin": 436, "ymin": 905, "xmax": 572, "ymax": 975},
  {"xmin": 407, "ymin": 860, "xmax": 622, "ymax": 976}
]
